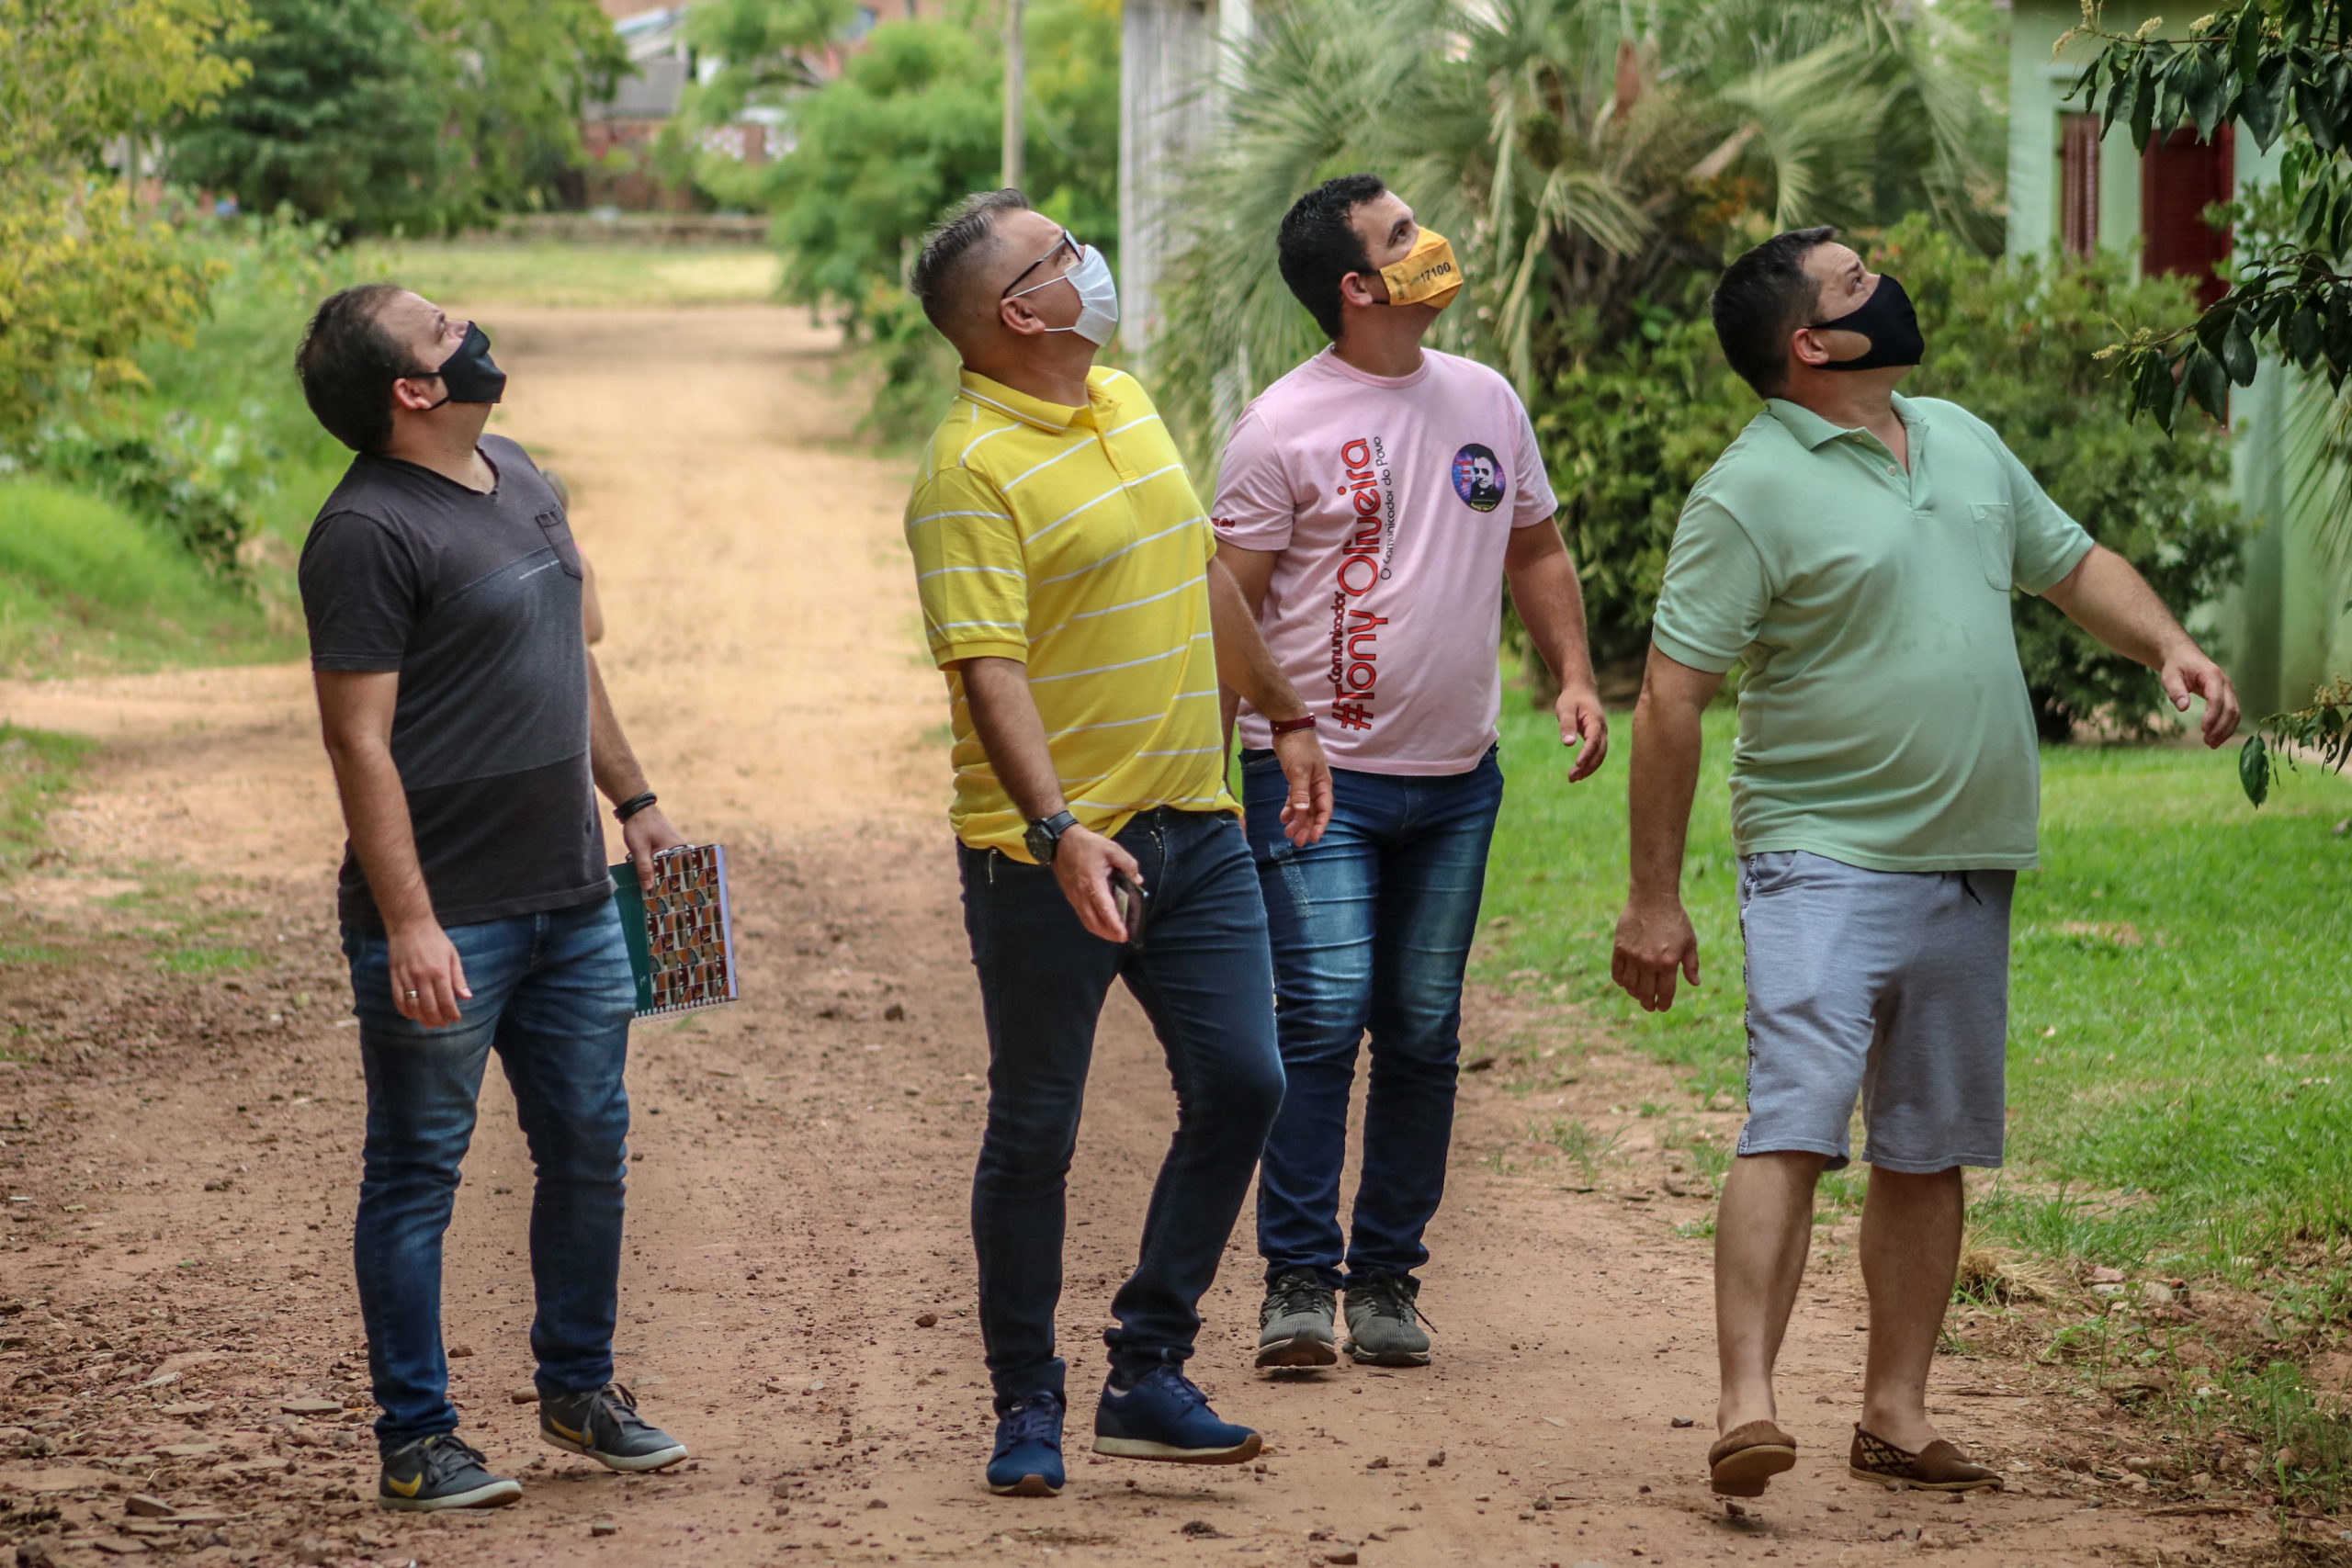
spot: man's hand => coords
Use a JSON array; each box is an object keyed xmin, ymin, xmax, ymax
[
  {"xmin": 389, "ymin": 920, "xmax": 470, "ymax": 1028},
  {"xmin": 623, "ymin": 805, "xmax": 688, "ymax": 887},
  {"xmin": 1271, "ymin": 726, "xmax": 1334, "ymax": 845},
  {"xmin": 1612, "ymin": 895, "xmax": 1700, "ymax": 1012},
  {"xmin": 2161, "ymin": 646, "xmax": 2241, "ymax": 749},
  {"xmin": 1053, "ymin": 825, "xmax": 1145, "ymax": 942},
  {"xmin": 1555, "ymin": 684, "xmax": 1610, "ymax": 783}
]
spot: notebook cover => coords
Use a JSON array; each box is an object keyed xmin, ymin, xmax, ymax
[{"xmin": 609, "ymin": 842, "xmax": 739, "ymax": 1018}]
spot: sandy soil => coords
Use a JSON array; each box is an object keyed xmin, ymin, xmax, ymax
[{"xmin": 0, "ymin": 307, "xmax": 2281, "ymax": 1568}]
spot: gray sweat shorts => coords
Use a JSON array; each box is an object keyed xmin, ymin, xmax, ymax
[{"xmin": 1735, "ymin": 850, "xmax": 2014, "ymax": 1173}]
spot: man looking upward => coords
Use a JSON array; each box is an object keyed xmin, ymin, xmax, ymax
[
  {"xmin": 295, "ymin": 288, "xmax": 693, "ymax": 1509},
  {"xmin": 1213, "ymin": 174, "xmax": 1608, "ymax": 1371},
  {"xmin": 1611, "ymin": 230, "xmax": 2239, "ymax": 1498},
  {"xmin": 901, "ymin": 189, "xmax": 1333, "ymax": 1499}
]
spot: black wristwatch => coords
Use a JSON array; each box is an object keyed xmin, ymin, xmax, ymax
[{"xmin": 1024, "ymin": 810, "xmax": 1079, "ymax": 865}]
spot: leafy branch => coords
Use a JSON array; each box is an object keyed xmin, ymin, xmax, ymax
[{"xmin": 2238, "ymin": 678, "xmax": 2352, "ymax": 802}]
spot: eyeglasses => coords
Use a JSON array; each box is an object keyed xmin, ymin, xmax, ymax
[{"xmin": 1002, "ymin": 229, "xmax": 1081, "ymax": 299}]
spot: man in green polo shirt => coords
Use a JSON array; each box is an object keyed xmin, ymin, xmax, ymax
[{"xmin": 1611, "ymin": 227, "xmax": 2239, "ymax": 1500}]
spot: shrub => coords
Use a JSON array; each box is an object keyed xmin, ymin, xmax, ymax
[{"xmin": 1518, "ymin": 217, "xmax": 2248, "ymax": 735}]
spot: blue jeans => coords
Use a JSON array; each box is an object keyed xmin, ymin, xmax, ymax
[
  {"xmin": 1242, "ymin": 747, "xmax": 1504, "ymax": 1288},
  {"xmin": 342, "ymin": 898, "xmax": 636, "ymax": 1452},
  {"xmin": 960, "ymin": 807, "xmax": 1284, "ymax": 1407}
]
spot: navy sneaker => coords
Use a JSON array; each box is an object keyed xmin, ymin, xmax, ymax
[
  {"xmin": 1091, "ymin": 1361, "xmax": 1262, "ymax": 1464},
  {"xmin": 378, "ymin": 1433, "xmax": 522, "ymax": 1512},
  {"xmin": 540, "ymin": 1382, "xmax": 689, "ymax": 1472},
  {"xmin": 987, "ymin": 1391, "xmax": 1066, "ymax": 1497}
]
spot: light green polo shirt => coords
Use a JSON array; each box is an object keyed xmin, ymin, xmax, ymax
[{"xmin": 1651, "ymin": 393, "xmax": 2095, "ymax": 872}]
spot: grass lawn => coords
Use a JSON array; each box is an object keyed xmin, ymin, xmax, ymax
[
  {"xmin": 1478, "ymin": 700, "xmax": 2352, "ymax": 1276},
  {"xmin": 0, "ymin": 722, "xmax": 90, "ymax": 879}
]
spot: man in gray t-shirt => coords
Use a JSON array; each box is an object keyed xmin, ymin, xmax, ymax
[
  {"xmin": 1611, "ymin": 230, "xmax": 2238, "ymax": 1501},
  {"xmin": 295, "ymin": 285, "xmax": 694, "ymax": 1510}
]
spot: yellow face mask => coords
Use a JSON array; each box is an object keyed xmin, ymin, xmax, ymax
[{"xmin": 1376, "ymin": 228, "xmax": 1462, "ymax": 310}]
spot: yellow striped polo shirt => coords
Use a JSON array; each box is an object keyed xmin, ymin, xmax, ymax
[{"xmin": 905, "ymin": 365, "xmax": 1237, "ymax": 860}]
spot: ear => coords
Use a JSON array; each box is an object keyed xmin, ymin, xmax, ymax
[
  {"xmin": 390, "ymin": 375, "xmax": 442, "ymax": 413},
  {"xmin": 999, "ymin": 293, "xmax": 1051, "ymax": 339},
  {"xmin": 1787, "ymin": 326, "xmax": 1834, "ymax": 373},
  {"xmin": 1338, "ymin": 269, "xmax": 1385, "ymax": 310}
]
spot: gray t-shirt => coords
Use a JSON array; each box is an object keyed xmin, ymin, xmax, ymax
[{"xmin": 298, "ymin": 434, "xmax": 606, "ymax": 931}]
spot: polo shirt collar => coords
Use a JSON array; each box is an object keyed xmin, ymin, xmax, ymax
[
  {"xmin": 958, "ymin": 367, "xmax": 1094, "ymax": 433},
  {"xmin": 1763, "ymin": 392, "xmax": 1923, "ymax": 450}
]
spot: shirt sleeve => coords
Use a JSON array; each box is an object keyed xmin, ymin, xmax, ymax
[
  {"xmin": 1508, "ymin": 394, "xmax": 1558, "ymax": 528},
  {"xmin": 1980, "ymin": 418, "xmax": 2096, "ymax": 594},
  {"xmin": 1207, "ymin": 407, "xmax": 1296, "ymax": 551},
  {"xmin": 299, "ymin": 512, "xmax": 420, "ymax": 673},
  {"xmin": 1649, "ymin": 494, "xmax": 1771, "ymax": 674},
  {"xmin": 906, "ymin": 467, "xmax": 1030, "ymax": 667}
]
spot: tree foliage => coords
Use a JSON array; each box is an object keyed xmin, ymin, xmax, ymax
[
  {"xmin": 1153, "ymin": 0, "xmax": 2005, "ymax": 464},
  {"xmin": 164, "ymin": 0, "xmax": 624, "ymax": 235},
  {"xmin": 0, "ymin": 0, "xmax": 253, "ymax": 436}
]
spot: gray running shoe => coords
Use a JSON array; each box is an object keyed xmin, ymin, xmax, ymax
[
  {"xmin": 1256, "ymin": 1269, "xmax": 1338, "ymax": 1369},
  {"xmin": 1343, "ymin": 1272, "xmax": 1431, "ymax": 1367},
  {"xmin": 378, "ymin": 1433, "xmax": 521, "ymax": 1512},
  {"xmin": 540, "ymin": 1382, "xmax": 690, "ymax": 1472}
]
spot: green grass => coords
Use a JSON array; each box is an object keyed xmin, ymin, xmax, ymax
[
  {"xmin": 0, "ymin": 724, "xmax": 91, "ymax": 877},
  {"xmin": 0, "ymin": 479, "xmax": 297, "ymax": 676},
  {"xmin": 358, "ymin": 240, "xmax": 782, "ymax": 310},
  {"xmin": 1479, "ymin": 701, "xmax": 2352, "ymax": 1269}
]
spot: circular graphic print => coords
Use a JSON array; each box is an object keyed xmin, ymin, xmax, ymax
[{"xmin": 1451, "ymin": 443, "xmax": 1505, "ymax": 513}]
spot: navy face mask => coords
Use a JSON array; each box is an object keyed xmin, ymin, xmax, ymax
[
  {"xmin": 1809, "ymin": 273, "xmax": 1924, "ymax": 372},
  {"xmin": 409, "ymin": 321, "xmax": 506, "ymax": 408}
]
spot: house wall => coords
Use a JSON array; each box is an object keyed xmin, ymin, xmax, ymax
[{"xmin": 2009, "ymin": 0, "xmax": 2340, "ymax": 714}]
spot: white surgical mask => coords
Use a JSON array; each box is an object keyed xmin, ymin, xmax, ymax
[{"xmin": 1007, "ymin": 239, "xmax": 1120, "ymax": 346}]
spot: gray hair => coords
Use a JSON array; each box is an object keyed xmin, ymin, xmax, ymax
[{"xmin": 910, "ymin": 187, "xmax": 1032, "ymax": 333}]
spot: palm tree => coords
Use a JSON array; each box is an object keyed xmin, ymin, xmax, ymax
[{"xmin": 1153, "ymin": 0, "xmax": 2004, "ymax": 465}]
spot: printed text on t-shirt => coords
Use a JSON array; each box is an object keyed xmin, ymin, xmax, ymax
[{"xmin": 1329, "ymin": 434, "xmax": 1396, "ymax": 731}]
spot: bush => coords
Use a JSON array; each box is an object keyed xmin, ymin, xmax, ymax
[
  {"xmin": 14, "ymin": 425, "xmax": 255, "ymax": 579},
  {"xmin": 1519, "ymin": 217, "xmax": 2247, "ymax": 734}
]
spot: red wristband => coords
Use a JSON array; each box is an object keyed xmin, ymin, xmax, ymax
[{"xmin": 1268, "ymin": 715, "xmax": 1317, "ymax": 735}]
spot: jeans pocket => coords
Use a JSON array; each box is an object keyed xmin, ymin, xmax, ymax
[{"xmin": 1971, "ymin": 502, "xmax": 2014, "ymax": 591}]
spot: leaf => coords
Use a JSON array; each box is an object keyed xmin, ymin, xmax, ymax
[
  {"xmin": 2183, "ymin": 47, "xmax": 2226, "ymax": 141},
  {"xmin": 2242, "ymin": 54, "xmax": 2290, "ymax": 149},
  {"xmin": 2295, "ymin": 76, "xmax": 2339, "ymax": 154},
  {"xmin": 2286, "ymin": 304, "xmax": 2327, "ymax": 367},
  {"xmin": 2182, "ymin": 342, "xmax": 2231, "ymax": 421},
  {"xmin": 2241, "ymin": 734, "xmax": 2270, "ymax": 807},
  {"xmin": 2132, "ymin": 58, "xmax": 2162, "ymax": 148},
  {"xmin": 2195, "ymin": 299, "xmax": 2238, "ymax": 358},
  {"xmin": 2135, "ymin": 345, "xmax": 2180, "ymax": 432},
  {"xmin": 2232, "ymin": 1, "xmax": 2266, "ymax": 82},
  {"xmin": 2222, "ymin": 315, "xmax": 2260, "ymax": 385}
]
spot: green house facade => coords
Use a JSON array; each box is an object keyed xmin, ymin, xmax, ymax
[{"xmin": 2007, "ymin": 0, "xmax": 2344, "ymax": 715}]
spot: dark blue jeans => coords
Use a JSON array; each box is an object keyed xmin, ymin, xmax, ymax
[
  {"xmin": 343, "ymin": 898, "xmax": 636, "ymax": 1451},
  {"xmin": 1242, "ymin": 747, "xmax": 1504, "ymax": 1289},
  {"xmin": 960, "ymin": 807, "xmax": 1283, "ymax": 1406}
]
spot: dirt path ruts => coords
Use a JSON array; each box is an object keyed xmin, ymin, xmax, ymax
[{"xmin": 0, "ymin": 306, "xmax": 2258, "ymax": 1568}]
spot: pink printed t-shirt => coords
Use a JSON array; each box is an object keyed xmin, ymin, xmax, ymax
[{"xmin": 1211, "ymin": 345, "xmax": 1557, "ymax": 774}]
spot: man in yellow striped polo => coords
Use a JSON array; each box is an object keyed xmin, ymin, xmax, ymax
[{"xmin": 902, "ymin": 188, "xmax": 1333, "ymax": 1499}]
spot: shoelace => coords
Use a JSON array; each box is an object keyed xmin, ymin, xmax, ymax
[
  {"xmin": 1353, "ymin": 1278, "xmax": 1437, "ymax": 1329},
  {"xmin": 1266, "ymin": 1275, "xmax": 1333, "ymax": 1321},
  {"xmin": 1000, "ymin": 1395, "xmax": 1063, "ymax": 1446},
  {"xmin": 1136, "ymin": 1364, "xmax": 1209, "ymax": 1411},
  {"xmin": 420, "ymin": 1433, "xmax": 493, "ymax": 1480}
]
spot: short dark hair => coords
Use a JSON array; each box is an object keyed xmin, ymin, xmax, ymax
[
  {"xmin": 910, "ymin": 187, "xmax": 1032, "ymax": 334},
  {"xmin": 1710, "ymin": 226, "xmax": 1838, "ymax": 398},
  {"xmin": 296, "ymin": 284, "xmax": 413, "ymax": 453},
  {"xmin": 1278, "ymin": 174, "xmax": 1388, "ymax": 343}
]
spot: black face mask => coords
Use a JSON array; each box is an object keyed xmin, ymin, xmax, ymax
[
  {"xmin": 1809, "ymin": 273, "xmax": 1924, "ymax": 372},
  {"xmin": 408, "ymin": 321, "xmax": 506, "ymax": 408}
]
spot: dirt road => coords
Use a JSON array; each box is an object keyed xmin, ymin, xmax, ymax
[{"xmin": 0, "ymin": 306, "xmax": 2265, "ymax": 1568}]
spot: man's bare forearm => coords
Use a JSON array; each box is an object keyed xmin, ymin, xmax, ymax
[
  {"xmin": 1627, "ymin": 654, "xmax": 1717, "ymax": 902},
  {"xmin": 2041, "ymin": 544, "xmax": 2197, "ymax": 670},
  {"xmin": 1506, "ymin": 526, "xmax": 1600, "ymax": 694},
  {"xmin": 324, "ymin": 738, "xmax": 437, "ymax": 933},
  {"xmin": 1207, "ymin": 558, "xmax": 1308, "ymax": 723},
  {"xmin": 959, "ymin": 657, "xmax": 1069, "ymax": 822},
  {"xmin": 586, "ymin": 652, "xmax": 653, "ymax": 805}
]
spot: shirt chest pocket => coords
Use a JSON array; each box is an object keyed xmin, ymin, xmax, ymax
[
  {"xmin": 1970, "ymin": 502, "xmax": 2014, "ymax": 592},
  {"xmin": 536, "ymin": 509, "xmax": 583, "ymax": 579}
]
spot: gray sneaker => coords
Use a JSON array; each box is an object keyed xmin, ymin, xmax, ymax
[
  {"xmin": 1256, "ymin": 1269, "xmax": 1338, "ymax": 1369},
  {"xmin": 540, "ymin": 1382, "xmax": 690, "ymax": 1472},
  {"xmin": 1343, "ymin": 1273, "xmax": 1431, "ymax": 1367}
]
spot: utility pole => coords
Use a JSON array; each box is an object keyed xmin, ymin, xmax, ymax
[
  {"xmin": 1001, "ymin": 0, "xmax": 1025, "ymax": 192},
  {"xmin": 1119, "ymin": 0, "xmax": 1243, "ymax": 378}
]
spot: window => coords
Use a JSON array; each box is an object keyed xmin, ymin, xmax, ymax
[
  {"xmin": 2060, "ymin": 113, "xmax": 2101, "ymax": 258},
  {"xmin": 2142, "ymin": 124, "xmax": 2234, "ymax": 309}
]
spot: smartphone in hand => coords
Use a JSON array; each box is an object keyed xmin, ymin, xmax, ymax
[{"xmin": 1112, "ymin": 870, "xmax": 1149, "ymax": 952}]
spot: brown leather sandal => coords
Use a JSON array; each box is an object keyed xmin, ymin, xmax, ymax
[
  {"xmin": 1707, "ymin": 1420, "xmax": 1797, "ymax": 1497},
  {"xmin": 1848, "ymin": 1425, "xmax": 2003, "ymax": 1491}
]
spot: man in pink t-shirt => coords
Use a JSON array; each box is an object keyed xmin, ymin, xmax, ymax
[{"xmin": 1215, "ymin": 174, "xmax": 1610, "ymax": 1371}]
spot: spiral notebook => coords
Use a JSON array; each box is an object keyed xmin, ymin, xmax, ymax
[{"xmin": 610, "ymin": 842, "xmax": 739, "ymax": 1017}]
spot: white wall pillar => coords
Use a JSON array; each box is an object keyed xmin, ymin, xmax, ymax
[{"xmin": 1118, "ymin": 0, "xmax": 1226, "ymax": 379}]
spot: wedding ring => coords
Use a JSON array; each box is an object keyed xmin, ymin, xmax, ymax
[{"xmin": 404, "ymin": 989, "xmax": 420, "ymax": 999}]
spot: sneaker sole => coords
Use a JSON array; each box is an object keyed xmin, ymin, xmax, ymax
[
  {"xmin": 1342, "ymin": 1338, "xmax": 1430, "ymax": 1368},
  {"xmin": 988, "ymin": 1473, "xmax": 1063, "ymax": 1497},
  {"xmin": 1092, "ymin": 1432, "xmax": 1264, "ymax": 1465},
  {"xmin": 542, "ymin": 1428, "xmax": 691, "ymax": 1473},
  {"xmin": 1709, "ymin": 1444, "xmax": 1797, "ymax": 1498},
  {"xmin": 378, "ymin": 1478, "xmax": 522, "ymax": 1512},
  {"xmin": 1254, "ymin": 1331, "xmax": 1337, "ymax": 1369},
  {"xmin": 1846, "ymin": 1464, "xmax": 2003, "ymax": 1493}
]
